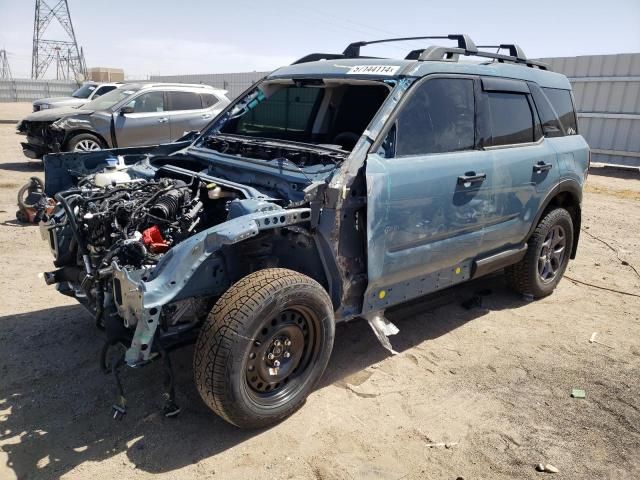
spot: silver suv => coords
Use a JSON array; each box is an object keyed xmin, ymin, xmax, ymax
[
  {"xmin": 32, "ymin": 81, "xmax": 121, "ymax": 112},
  {"xmin": 17, "ymin": 83, "xmax": 230, "ymax": 158}
]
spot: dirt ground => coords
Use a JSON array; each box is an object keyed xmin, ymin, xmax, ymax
[
  {"xmin": 0, "ymin": 108, "xmax": 638, "ymax": 479},
  {"xmin": 0, "ymin": 103, "xmax": 32, "ymax": 123}
]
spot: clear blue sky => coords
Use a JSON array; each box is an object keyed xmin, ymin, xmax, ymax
[{"xmin": 1, "ymin": 0, "xmax": 639, "ymax": 79}]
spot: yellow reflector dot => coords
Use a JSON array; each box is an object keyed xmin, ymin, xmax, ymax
[
  {"xmin": 378, "ymin": 290, "xmax": 386, "ymax": 299},
  {"xmin": 455, "ymin": 267, "xmax": 461, "ymax": 274}
]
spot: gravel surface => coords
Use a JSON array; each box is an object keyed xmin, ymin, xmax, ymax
[{"xmin": 0, "ymin": 114, "xmax": 638, "ymax": 479}]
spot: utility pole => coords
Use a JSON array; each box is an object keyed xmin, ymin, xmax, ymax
[
  {"xmin": 0, "ymin": 49, "xmax": 13, "ymax": 80},
  {"xmin": 31, "ymin": 0, "xmax": 87, "ymax": 81}
]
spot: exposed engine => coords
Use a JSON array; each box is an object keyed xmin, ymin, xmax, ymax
[{"xmin": 44, "ymin": 173, "xmax": 240, "ymax": 335}]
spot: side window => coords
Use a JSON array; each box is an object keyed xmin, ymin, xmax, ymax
[
  {"xmin": 395, "ymin": 78, "xmax": 475, "ymax": 157},
  {"xmin": 93, "ymin": 85, "xmax": 117, "ymax": 98},
  {"xmin": 529, "ymin": 83, "xmax": 564, "ymax": 137},
  {"xmin": 126, "ymin": 91, "xmax": 165, "ymax": 113},
  {"xmin": 486, "ymin": 92, "xmax": 535, "ymax": 146},
  {"xmin": 201, "ymin": 93, "xmax": 219, "ymax": 108},
  {"xmin": 168, "ymin": 91, "xmax": 203, "ymax": 111},
  {"xmin": 542, "ymin": 87, "xmax": 578, "ymax": 135}
]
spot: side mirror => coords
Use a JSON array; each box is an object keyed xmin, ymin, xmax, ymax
[{"xmin": 120, "ymin": 105, "xmax": 134, "ymax": 115}]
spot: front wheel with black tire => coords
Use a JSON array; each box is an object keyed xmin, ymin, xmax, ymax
[
  {"xmin": 66, "ymin": 133, "xmax": 105, "ymax": 153},
  {"xmin": 506, "ymin": 207, "xmax": 574, "ymax": 298},
  {"xmin": 194, "ymin": 268, "xmax": 335, "ymax": 429}
]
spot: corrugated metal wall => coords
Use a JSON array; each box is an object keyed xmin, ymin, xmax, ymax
[
  {"xmin": 0, "ymin": 79, "xmax": 78, "ymax": 102},
  {"xmin": 540, "ymin": 54, "xmax": 640, "ymax": 167},
  {"xmin": 149, "ymin": 71, "xmax": 269, "ymax": 100}
]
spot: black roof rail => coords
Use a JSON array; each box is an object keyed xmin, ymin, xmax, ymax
[
  {"xmin": 291, "ymin": 34, "xmax": 550, "ymax": 71},
  {"xmin": 419, "ymin": 44, "xmax": 550, "ymax": 70}
]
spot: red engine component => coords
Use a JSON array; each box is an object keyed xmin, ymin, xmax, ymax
[{"xmin": 142, "ymin": 225, "xmax": 169, "ymax": 253}]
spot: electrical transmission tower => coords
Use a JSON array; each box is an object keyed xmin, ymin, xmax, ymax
[
  {"xmin": 31, "ymin": 0, "xmax": 87, "ymax": 80},
  {"xmin": 0, "ymin": 49, "xmax": 13, "ymax": 80}
]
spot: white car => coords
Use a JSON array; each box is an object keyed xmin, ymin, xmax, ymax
[{"xmin": 32, "ymin": 81, "xmax": 121, "ymax": 112}]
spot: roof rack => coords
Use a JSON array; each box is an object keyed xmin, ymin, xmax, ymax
[{"xmin": 291, "ymin": 34, "xmax": 549, "ymax": 71}]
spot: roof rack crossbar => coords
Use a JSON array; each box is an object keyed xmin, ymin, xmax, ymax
[
  {"xmin": 476, "ymin": 44, "xmax": 527, "ymax": 61},
  {"xmin": 343, "ymin": 34, "xmax": 477, "ymax": 57}
]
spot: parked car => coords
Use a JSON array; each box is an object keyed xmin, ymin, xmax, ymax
[
  {"xmin": 39, "ymin": 34, "xmax": 589, "ymax": 428},
  {"xmin": 32, "ymin": 81, "xmax": 121, "ymax": 112},
  {"xmin": 17, "ymin": 83, "xmax": 230, "ymax": 158}
]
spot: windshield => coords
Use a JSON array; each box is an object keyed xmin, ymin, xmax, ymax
[
  {"xmin": 71, "ymin": 83, "xmax": 97, "ymax": 99},
  {"xmin": 217, "ymin": 80, "xmax": 390, "ymax": 152},
  {"xmin": 80, "ymin": 87, "xmax": 140, "ymax": 111}
]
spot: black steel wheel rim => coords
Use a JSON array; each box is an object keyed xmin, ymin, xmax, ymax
[
  {"xmin": 538, "ymin": 224, "xmax": 566, "ymax": 283},
  {"xmin": 244, "ymin": 306, "xmax": 320, "ymax": 406}
]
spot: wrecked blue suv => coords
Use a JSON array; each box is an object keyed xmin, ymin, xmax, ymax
[{"xmin": 39, "ymin": 35, "xmax": 589, "ymax": 428}]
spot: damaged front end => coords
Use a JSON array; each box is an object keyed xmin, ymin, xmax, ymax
[{"xmin": 16, "ymin": 119, "xmax": 65, "ymax": 159}]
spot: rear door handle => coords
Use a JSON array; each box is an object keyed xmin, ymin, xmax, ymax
[
  {"xmin": 533, "ymin": 161, "xmax": 553, "ymax": 173},
  {"xmin": 158, "ymin": 117, "xmax": 169, "ymax": 124},
  {"xmin": 201, "ymin": 113, "xmax": 212, "ymax": 119},
  {"xmin": 457, "ymin": 172, "xmax": 486, "ymax": 186}
]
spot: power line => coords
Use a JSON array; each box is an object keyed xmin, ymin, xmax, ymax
[
  {"xmin": 31, "ymin": 0, "xmax": 87, "ymax": 80},
  {"xmin": 0, "ymin": 49, "xmax": 13, "ymax": 80}
]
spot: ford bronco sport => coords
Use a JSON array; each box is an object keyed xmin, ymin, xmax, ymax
[{"xmin": 38, "ymin": 34, "xmax": 589, "ymax": 428}]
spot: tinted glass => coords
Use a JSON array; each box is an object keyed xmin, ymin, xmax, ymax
[
  {"xmin": 395, "ymin": 78, "xmax": 475, "ymax": 156},
  {"xmin": 169, "ymin": 91, "xmax": 202, "ymax": 111},
  {"xmin": 542, "ymin": 87, "xmax": 578, "ymax": 135},
  {"xmin": 235, "ymin": 86, "xmax": 322, "ymax": 135},
  {"xmin": 93, "ymin": 85, "xmax": 116, "ymax": 98},
  {"xmin": 72, "ymin": 83, "xmax": 97, "ymax": 98},
  {"xmin": 201, "ymin": 93, "xmax": 219, "ymax": 108},
  {"xmin": 81, "ymin": 87, "xmax": 139, "ymax": 111},
  {"xmin": 487, "ymin": 92, "xmax": 534, "ymax": 145},
  {"xmin": 127, "ymin": 91, "xmax": 165, "ymax": 113},
  {"xmin": 529, "ymin": 83, "xmax": 564, "ymax": 137}
]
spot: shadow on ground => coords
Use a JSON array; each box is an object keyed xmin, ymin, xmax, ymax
[
  {"xmin": 0, "ymin": 274, "xmax": 526, "ymax": 478},
  {"xmin": 0, "ymin": 161, "xmax": 43, "ymax": 172}
]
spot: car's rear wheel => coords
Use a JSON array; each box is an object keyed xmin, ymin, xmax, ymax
[
  {"xmin": 194, "ymin": 268, "xmax": 335, "ymax": 428},
  {"xmin": 506, "ymin": 207, "xmax": 574, "ymax": 298},
  {"xmin": 67, "ymin": 133, "xmax": 104, "ymax": 152}
]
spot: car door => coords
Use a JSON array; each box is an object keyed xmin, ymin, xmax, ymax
[
  {"xmin": 113, "ymin": 91, "xmax": 171, "ymax": 147},
  {"xmin": 167, "ymin": 90, "xmax": 212, "ymax": 140},
  {"xmin": 477, "ymin": 78, "xmax": 559, "ymax": 254},
  {"xmin": 365, "ymin": 76, "xmax": 507, "ymax": 306}
]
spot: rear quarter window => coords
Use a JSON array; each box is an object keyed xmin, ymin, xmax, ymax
[
  {"xmin": 542, "ymin": 87, "xmax": 578, "ymax": 135},
  {"xmin": 201, "ymin": 93, "xmax": 219, "ymax": 108}
]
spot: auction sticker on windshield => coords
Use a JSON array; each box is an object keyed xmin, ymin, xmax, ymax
[{"xmin": 346, "ymin": 65, "xmax": 401, "ymax": 75}]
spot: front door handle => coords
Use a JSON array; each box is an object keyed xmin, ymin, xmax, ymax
[
  {"xmin": 457, "ymin": 172, "xmax": 487, "ymax": 186},
  {"xmin": 201, "ymin": 113, "xmax": 212, "ymax": 119},
  {"xmin": 533, "ymin": 161, "xmax": 553, "ymax": 173},
  {"xmin": 158, "ymin": 117, "xmax": 169, "ymax": 124}
]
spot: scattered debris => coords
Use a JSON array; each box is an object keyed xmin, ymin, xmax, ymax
[
  {"xmin": 535, "ymin": 463, "xmax": 559, "ymax": 473},
  {"xmin": 344, "ymin": 383, "xmax": 379, "ymax": 399},
  {"xmin": 571, "ymin": 388, "xmax": 586, "ymax": 399},
  {"xmin": 589, "ymin": 332, "xmax": 614, "ymax": 349},
  {"xmin": 545, "ymin": 464, "xmax": 559, "ymax": 473},
  {"xmin": 425, "ymin": 441, "xmax": 459, "ymax": 448}
]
